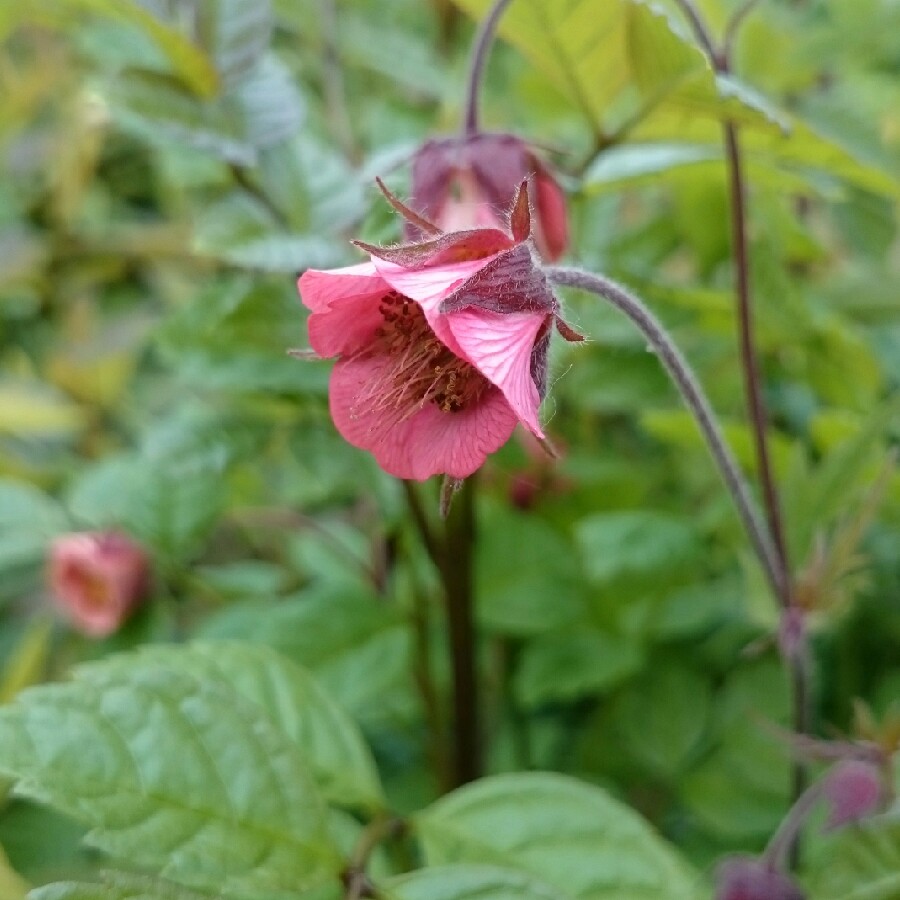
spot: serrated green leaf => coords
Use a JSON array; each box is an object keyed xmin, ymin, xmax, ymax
[
  {"xmin": 514, "ymin": 630, "xmax": 644, "ymax": 708},
  {"xmin": 452, "ymin": 0, "xmax": 780, "ymax": 138},
  {"xmin": 108, "ymin": 71, "xmax": 255, "ymax": 164},
  {"xmin": 609, "ymin": 663, "xmax": 711, "ymax": 778},
  {"xmin": 79, "ymin": 642, "xmax": 385, "ymax": 811},
  {"xmin": 0, "ymin": 664, "xmax": 341, "ymax": 898},
  {"xmin": 476, "ymin": 506, "xmax": 586, "ymax": 636},
  {"xmin": 803, "ymin": 817, "xmax": 900, "ymax": 900},
  {"xmin": 575, "ymin": 510, "xmax": 701, "ymax": 583},
  {"xmin": 198, "ymin": 591, "xmax": 413, "ymax": 727},
  {"xmin": 30, "ymin": 871, "xmax": 216, "ymax": 900},
  {"xmin": 415, "ymin": 772, "xmax": 701, "ymax": 900},
  {"xmin": 385, "ymin": 864, "xmax": 564, "ymax": 900},
  {"xmin": 194, "ymin": 0, "xmax": 273, "ymax": 90}
]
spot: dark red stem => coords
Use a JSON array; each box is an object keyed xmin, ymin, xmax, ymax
[{"xmin": 441, "ymin": 476, "xmax": 480, "ymax": 784}]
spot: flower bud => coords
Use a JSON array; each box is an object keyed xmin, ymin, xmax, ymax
[
  {"xmin": 714, "ymin": 857, "xmax": 805, "ymax": 900},
  {"xmin": 823, "ymin": 759, "xmax": 884, "ymax": 830},
  {"xmin": 48, "ymin": 532, "xmax": 149, "ymax": 637},
  {"xmin": 409, "ymin": 133, "xmax": 568, "ymax": 261}
]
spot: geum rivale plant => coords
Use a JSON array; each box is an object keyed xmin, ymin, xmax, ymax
[{"xmin": 0, "ymin": 1, "xmax": 897, "ymax": 900}]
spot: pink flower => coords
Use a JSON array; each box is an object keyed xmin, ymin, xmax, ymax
[
  {"xmin": 714, "ymin": 857, "xmax": 805, "ymax": 900},
  {"xmin": 409, "ymin": 134, "xmax": 569, "ymax": 262},
  {"xmin": 48, "ymin": 532, "xmax": 149, "ymax": 637},
  {"xmin": 297, "ymin": 182, "xmax": 580, "ymax": 481},
  {"xmin": 823, "ymin": 759, "xmax": 884, "ymax": 830}
]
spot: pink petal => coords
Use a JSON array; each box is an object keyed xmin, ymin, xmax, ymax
[
  {"xmin": 444, "ymin": 309, "xmax": 546, "ymax": 437},
  {"xmin": 533, "ymin": 168, "xmax": 569, "ymax": 262},
  {"xmin": 307, "ymin": 293, "xmax": 385, "ymax": 358},
  {"xmin": 372, "ymin": 255, "xmax": 498, "ymax": 355},
  {"xmin": 328, "ymin": 355, "xmax": 517, "ymax": 480},
  {"xmin": 297, "ymin": 262, "xmax": 386, "ymax": 312},
  {"xmin": 405, "ymin": 390, "xmax": 519, "ymax": 479},
  {"xmin": 298, "ymin": 262, "xmax": 390, "ymax": 358}
]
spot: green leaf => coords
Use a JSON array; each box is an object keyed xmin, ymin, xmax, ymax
[
  {"xmin": 0, "ymin": 843, "xmax": 28, "ymax": 900},
  {"xmin": 2, "ymin": 0, "xmax": 219, "ymax": 97},
  {"xmin": 514, "ymin": 630, "xmax": 644, "ymax": 708},
  {"xmin": 0, "ymin": 661, "xmax": 341, "ymax": 898},
  {"xmin": 81, "ymin": 642, "xmax": 385, "ymax": 811},
  {"xmin": 803, "ymin": 817, "xmax": 900, "ymax": 900},
  {"xmin": 198, "ymin": 590, "xmax": 413, "ymax": 727},
  {"xmin": 451, "ymin": 0, "xmax": 779, "ymax": 138},
  {"xmin": 0, "ymin": 481, "xmax": 67, "ymax": 572},
  {"xmin": 386, "ymin": 864, "xmax": 563, "ymax": 900},
  {"xmin": 476, "ymin": 507, "xmax": 586, "ymax": 636},
  {"xmin": 69, "ymin": 456, "xmax": 225, "ymax": 560},
  {"xmin": 608, "ymin": 663, "xmax": 712, "ymax": 779},
  {"xmin": 575, "ymin": 510, "xmax": 701, "ymax": 584},
  {"xmin": 415, "ymin": 772, "xmax": 701, "ymax": 900},
  {"xmin": 109, "ymin": 71, "xmax": 255, "ymax": 165},
  {"xmin": 584, "ymin": 143, "xmax": 722, "ymax": 187},
  {"xmin": 0, "ymin": 383, "xmax": 86, "ymax": 439},
  {"xmin": 194, "ymin": 0, "xmax": 273, "ymax": 90},
  {"xmin": 30, "ymin": 872, "xmax": 216, "ymax": 900}
]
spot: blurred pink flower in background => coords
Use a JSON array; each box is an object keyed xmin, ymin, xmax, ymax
[
  {"xmin": 409, "ymin": 133, "xmax": 569, "ymax": 262},
  {"xmin": 714, "ymin": 857, "xmax": 805, "ymax": 900},
  {"xmin": 48, "ymin": 532, "xmax": 149, "ymax": 637},
  {"xmin": 298, "ymin": 183, "xmax": 580, "ymax": 480}
]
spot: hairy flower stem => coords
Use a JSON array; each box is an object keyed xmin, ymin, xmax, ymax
[
  {"xmin": 547, "ymin": 267, "xmax": 782, "ymax": 601},
  {"xmin": 462, "ymin": 0, "xmax": 513, "ymax": 135}
]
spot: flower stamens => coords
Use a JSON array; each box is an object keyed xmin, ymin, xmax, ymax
[{"xmin": 349, "ymin": 292, "xmax": 490, "ymax": 431}]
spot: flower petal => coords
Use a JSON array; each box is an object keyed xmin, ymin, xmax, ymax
[
  {"xmin": 404, "ymin": 389, "xmax": 519, "ymax": 480},
  {"xmin": 328, "ymin": 355, "xmax": 517, "ymax": 480},
  {"xmin": 372, "ymin": 256, "xmax": 497, "ymax": 356},
  {"xmin": 298, "ymin": 263, "xmax": 389, "ymax": 357},
  {"xmin": 444, "ymin": 309, "xmax": 546, "ymax": 437},
  {"xmin": 533, "ymin": 167, "xmax": 569, "ymax": 262},
  {"xmin": 297, "ymin": 262, "xmax": 385, "ymax": 312}
]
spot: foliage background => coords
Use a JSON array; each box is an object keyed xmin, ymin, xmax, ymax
[{"xmin": 0, "ymin": 0, "xmax": 898, "ymax": 897}]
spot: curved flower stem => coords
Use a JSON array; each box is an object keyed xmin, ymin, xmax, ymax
[
  {"xmin": 762, "ymin": 775, "xmax": 826, "ymax": 873},
  {"xmin": 546, "ymin": 266, "xmax": 782, "ymax": 601},
  {"xmin": 462, "ymin": 0, "xmax": 514, "ymax": 136}
]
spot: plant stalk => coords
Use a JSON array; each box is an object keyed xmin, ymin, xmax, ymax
[
  {"xmin": 668, "ymin": 0, "xmax": 811, "ymax": 853},
  {"xmin": 546, "ymin": 266, "xmax": 782, "ymax": 600},
  {"xmin": 441, "ymin": 476, "xmax": 481, "ymax": 785},
  {"xmin": 462, "ymin": 0, "xmax": 514, "ymax": 135}
]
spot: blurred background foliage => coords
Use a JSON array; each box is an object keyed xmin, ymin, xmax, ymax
[{"xmin": 0, "ymin": 0, "xmax": 898, "ymax": 892}]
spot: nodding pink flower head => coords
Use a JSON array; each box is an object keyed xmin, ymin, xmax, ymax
[
  {"xmin": 48, "ymin": 532, "xmax": 149, "ymax": 638},
  {"xmin": 714, "ymin": 857, "xmax": 805, "ymax": 900},
  {"xmin": 409, "ymin": 133, "xmax": 568, "ymax": 262},
  {"xmin": 297, "ymin": 180, "xmax": 582, "ymax": 481}
]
